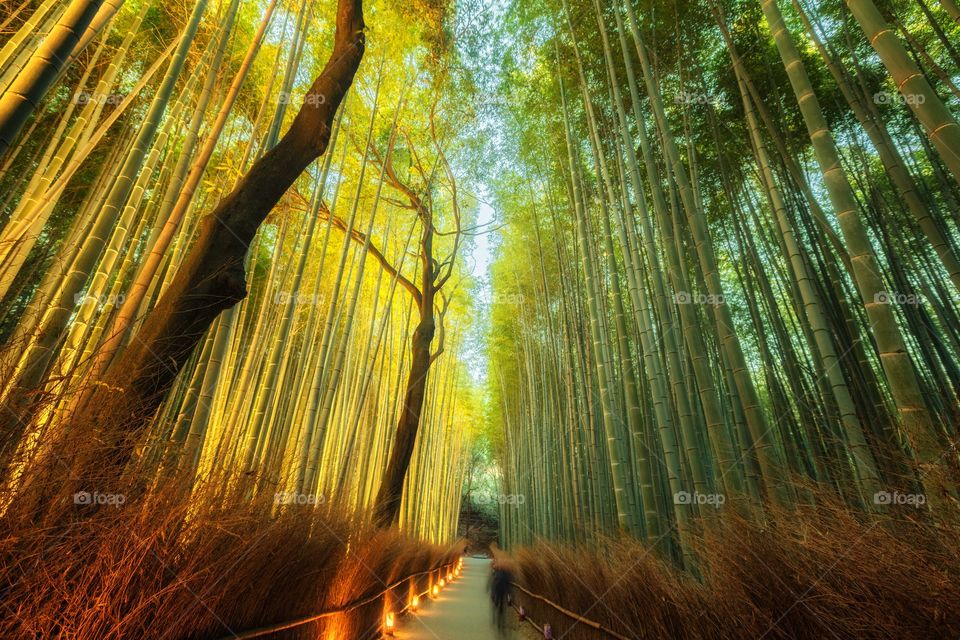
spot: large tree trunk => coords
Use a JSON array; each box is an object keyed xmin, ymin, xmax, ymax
[
  {"xmin": 84, "ymin": 0, "xmax": 277, "ymax": 383},
  {"xmin": 372, "ymin": 312, "xmax": 435, "ymax": 527},
  {"xmin": 72, "ymin": 0, "xmax": 366, "ymax": 475}
]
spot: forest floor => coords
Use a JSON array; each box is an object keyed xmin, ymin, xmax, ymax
[{"xmin": 396, "ymin": 556, "xmax": 539, "ymax": 640}]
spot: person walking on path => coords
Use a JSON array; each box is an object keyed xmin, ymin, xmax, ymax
[{"xmin": 488, "ymin": 543, "xmax": 516, "ymax": 638}]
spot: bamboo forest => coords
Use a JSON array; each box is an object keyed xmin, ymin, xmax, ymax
[{"xmin": 2, "ymin": 0, "xmax": 960, "ymax": 637}]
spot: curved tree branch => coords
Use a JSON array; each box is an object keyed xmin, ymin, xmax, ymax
[{"xmin": 317, "ymin": 205, "xmax": 423, "ymax": 305}]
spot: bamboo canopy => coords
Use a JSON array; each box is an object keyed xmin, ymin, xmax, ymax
[{"xmin": 0, "ymin": 0, "xmax": 958, "ymax": 633}]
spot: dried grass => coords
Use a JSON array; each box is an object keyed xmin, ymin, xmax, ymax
[
  {"xmin": 0, "ymin": 476, "xmax": 458, "ymax": 639},
  {"xmin": 513, "ymin": 500, "xmax": 960, "ymax": 640}
]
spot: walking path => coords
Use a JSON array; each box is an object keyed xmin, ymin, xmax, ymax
[{"xmin": 397, "ymin": 556, "xmax": 536, "ymax": 640}]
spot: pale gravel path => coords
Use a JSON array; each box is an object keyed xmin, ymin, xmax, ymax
[{"xmin": 395, "ymin": 557, "xmax": 539, "ymax": 640}]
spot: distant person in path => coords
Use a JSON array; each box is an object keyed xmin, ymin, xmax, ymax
[{"xmin": 488, "ymin": 544, "xmax": 515, "ymax": 638}]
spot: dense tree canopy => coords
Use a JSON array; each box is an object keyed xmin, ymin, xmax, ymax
[{"xmin": 1, "ymin": 0, "xmax": 959, "ymax": 636}]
